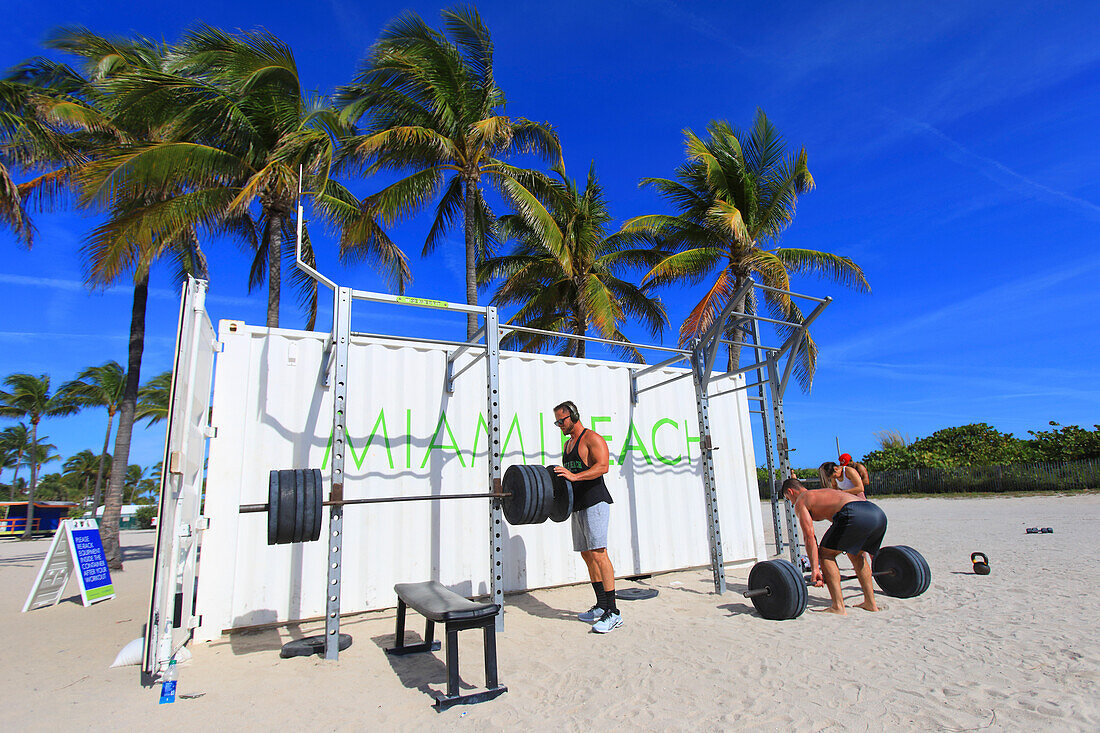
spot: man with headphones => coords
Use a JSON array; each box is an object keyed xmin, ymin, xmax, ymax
[{"xmin": 551, "ymin": 400, "xmax": 621, "ymax": 633}]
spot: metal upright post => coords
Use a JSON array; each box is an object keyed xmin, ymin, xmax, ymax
[
  {"xmin": 485, "ymin": 306, "xmax": 505, "ymax": 631},
  {"xmin": 766, "ymin": 354, "xmax": 802, "ymax": 567},
  {"xmin": 325, "ymin": 286, "xmax": 352, "ymax": 660},
  {"xmin": 749, "ymin": 317, "xmax": 782, "ymax": 557},
  {"xmin": 690, "ymin": 340, "xmax": 726, "ymax": 594}
]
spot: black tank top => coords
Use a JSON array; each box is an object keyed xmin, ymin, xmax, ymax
[{"xmin": 563, "ymin": 429, "xmax": 613, "ymax": 511}]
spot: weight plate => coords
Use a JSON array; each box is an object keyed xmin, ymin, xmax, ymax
[
  {"xmin": 545, "ymin": 466, "xmax": 573, "ymax": 522},
  {"xmin": 301, "ymin": 468, "xmax": 315, "ymax": 543},
  {"xmin": 515, "ymin": 465, "xmax": 534, "ymax": 524},
  {"xmin": 277, "ymin": 469, "xmax": 297, "ymax": 545},
  {"xmin": 747, "ymin": 559, "xmax": 805, "ymax": 620},
  {"xmin": 776, "ymin": 556, "xmax": 808, "ymax": 619},
  {"xmin": 279, "ymin": 633, "xmax": 353, "ymax": 659},
  {"xmin": 502, "ymin": 465, "xmax": 527, "ymax": 525},
  {"xmin": 902, "ymin": 545, "xmax": 931, "ymax": 595},
  {"xmin": 615, "ymin": 588, "xmax": 658, "ymax": 601},
  {"xmin": 873, "ymin": 545, "xmax": 927, "ymax": 598},
  {"xmin": 308, "ymin": 469, "xmax": 323, "ymax": 542},
  {"xmin": 530, "ymin": 465, "xmax": 554, "ymax": 524},
  {"xmin": 293, "ymin": 468, "xmax": 306, "ymax": 544},
  {"xmin": 523, "ymin": 465, "xmax": 543, "ymax": 524},
  {"xmin": 267, "ymin": 470, "xmax": 280, "ymax": 546}
]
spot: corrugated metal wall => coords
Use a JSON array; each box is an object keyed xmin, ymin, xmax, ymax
[{"xmin": 196, "ymin": 321, "xmax": 764, "ymax": 640}]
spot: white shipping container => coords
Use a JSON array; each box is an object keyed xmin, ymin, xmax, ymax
[{"xmin": 195, "ymin": 320, "xmax": 764, "ymax": 641}]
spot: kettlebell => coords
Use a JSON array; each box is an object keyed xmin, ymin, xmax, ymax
[{"xmin": 971, "ymin": 552, "xmax": 990, "ymax": 575}]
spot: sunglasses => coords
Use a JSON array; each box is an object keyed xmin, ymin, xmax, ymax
[{"xmin": 554, "ymin": 417, "xmax": 570, "ymax": 426}]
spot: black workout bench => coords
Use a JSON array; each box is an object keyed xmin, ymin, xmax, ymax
[{"xmin": 386, "ymin": 581, "xmax": 507, "ymax": 710}]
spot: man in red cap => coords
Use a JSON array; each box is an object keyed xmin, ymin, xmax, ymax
[{"xmin": 839, "ymin": 453, "xmax": 872, "ymax": 495}]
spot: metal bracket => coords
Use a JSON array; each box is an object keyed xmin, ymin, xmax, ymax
[{"xmin": 203, "ymin": 426, "xmax": 217, "ymax": 439}]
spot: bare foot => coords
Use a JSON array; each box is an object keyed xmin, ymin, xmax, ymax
[
  {"xmin": 817, "ymin": 606, "xmax": 847, "ymax": 615},
  {"xmin": 853, "ymin": 600, "xmax": 884, "ymax": 612}
]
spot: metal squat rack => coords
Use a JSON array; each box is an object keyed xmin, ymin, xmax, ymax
[{"xmin": 292, "ymin": 198, "xmax": 829, "ymax": 660}]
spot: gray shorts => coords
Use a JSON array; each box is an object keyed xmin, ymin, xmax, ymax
[{"xmin": 571, "ymin": 502, "xmax": 610, "ymax": 552}]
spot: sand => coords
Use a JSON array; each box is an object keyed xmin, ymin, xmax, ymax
[{"xmin": 2, "ymin": 494, "xmax": 1098, "ymax": 731}]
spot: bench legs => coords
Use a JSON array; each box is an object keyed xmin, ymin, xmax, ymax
[
  {"xmin": 385, "ymin": 601, "xmax": 507, "ymax": 711},
  {"xmin": 385, "ymin": 599, "xmax": 441, "ymax": 655}
]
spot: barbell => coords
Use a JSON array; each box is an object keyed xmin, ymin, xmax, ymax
[
  {"xmin": 244, "ymin": 466, "xmax": 574, "ymax": 545},
  {"xmin": 742, "ymin": 545, "xmax": 931, "ymax": 620}
]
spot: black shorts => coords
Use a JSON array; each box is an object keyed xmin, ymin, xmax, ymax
[{"xmin": 819, "ymin": 501, "xmax": 887, "ymax": 556}]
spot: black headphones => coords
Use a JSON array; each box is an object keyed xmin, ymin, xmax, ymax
[{"xmin": 560, "ymin": 401, "xmax": 579, "ymax": 423}]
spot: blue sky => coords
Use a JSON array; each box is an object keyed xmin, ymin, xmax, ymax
[{"xmin": 2, "ymin": 1, "xmax": 1099, "ymax": 474}]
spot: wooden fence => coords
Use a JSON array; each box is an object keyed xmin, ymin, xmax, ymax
[{"xmin": 758, "ymin": 459, "xmax": 1100, "ymax": 498}]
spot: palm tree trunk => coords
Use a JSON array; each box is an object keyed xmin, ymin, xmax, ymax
[
  {"xmin": 20, "ymin": 422, "xmax": 39, "ymax": 540},
  {"xmin": 573, "ymin": 305, "xmax": 586, "ymax": 359},
  {"xmin": 102, "ymin": 273, "xmax": 148, "ymax": 569},
  {"xmin": 725, "ymin": 272, "xmax": 749, "ymax": 374},
  {"xmin": 91, "ymin": 411, "xmax": 113, "ymax": 517},
  {"xmin": 463, "ymin": 176, "xmax": 479, "ymax": 340},
  {"xmin": 266, "ymin": 211, "xmax": 282, "ymax": 328}
]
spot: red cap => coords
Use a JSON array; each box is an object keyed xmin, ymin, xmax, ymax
[{"xmin": 839, "ymin": 453, "xmax": 852, "ymax": 465}]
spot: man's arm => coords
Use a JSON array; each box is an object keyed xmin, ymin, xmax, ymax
[{"xmin": 796, "ymin": 500, "xmax": 824, "ymax": 587}]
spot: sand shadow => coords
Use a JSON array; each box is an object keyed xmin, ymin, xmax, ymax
[
  {"xmin": 506, "ymin": 591, "xmax": 578, "ymax": 622},
  {"xmin": 370, "ymin": 632, "xmax": 475, "ymax": 702}
]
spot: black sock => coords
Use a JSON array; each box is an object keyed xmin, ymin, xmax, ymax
[
  {"xmin": 602, "ymin": 587, "xmax": 618, "ymax": 614},
  {"xmin": 591, "ymin": 581, "xmax": 603, "ymax": 607}
]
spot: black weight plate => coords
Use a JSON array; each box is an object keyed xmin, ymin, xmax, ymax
[
  {"xmin": 277, "ymin": 469, "xmax": 297, "ymax": 545},
  {"xmin": 521, "ymin": 465, "xmax": 541, "ymax": 524},
  {"xmin": 545, "ymin": 466, "xmax": 573, "ymax": 522},
  {"xmin": 747, "ymin": 559, "xmax": 804, "ymax": 620},
  {"xmin": 899, "ymin": 545, "xmax": 931, "ymax": 595},
  {"xmin": 308, "ymin": 469, "xmax": 323, "ymax": 542},
  {"xmin": 279, "ymin": 633, "xmax": 353, "ymax": 659},
  {"xmin": 301, "ymin": 468, "xmax": 316, "ymax": 543},
  {"xmin": 515, "ymin": 465, "xmax": 533, "ymax": 524},
  {"xmin": 615, "ymin": 588, "xmax": 658, "ymax": 601},
  {"xmin": 775, "ymin": 556, "xmax": 808, "ymax": 619},
  {"xmin": 293, "ymin": 469, "xmax": 306, "ymax": 544},
  {"xmin": 873, "ymin": 546, "xmax": 923, "ymax": 598},
  {"xmin": 502, "ymin": 465, "xmax": 527, "ymax": 525},
  {"xmin": 268, "ymin": 470, "xmax": 280, "ymax": 546},
  {"xmin": 530, "ymin": 465, "xmax": 554, "ymax": 524}
]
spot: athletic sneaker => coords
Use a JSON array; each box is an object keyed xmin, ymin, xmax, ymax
[
  {"xmin": 578, "ymin": 605, "xmax": 604, "ymax": 623},
  {"xmin": 591, "ymin": 610, "xmax": 623, "ymax": 634}
]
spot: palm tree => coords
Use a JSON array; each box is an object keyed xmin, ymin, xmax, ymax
[
  {"xmin": 0, "ymin": 374, "xmax": 78, "ymax": 538},
  {"xmin": 24, "ymin": 29, "xmax": 220, "ymax": 567},
  {"xmin": 123, "ymin": 464, "xmax": 146, "ymax": 505},
  {"xmin": 0, "ymin": 423, "xmax": 31, "ymax": 501},
  {"xmin": 0, "ymin": 447, "xmax": 16, "ymax": 498},
  {"xmin": 0, "ymin": 77, "xmax": 86, "ymax": 245},
  {"xmin": 63, "ymin": 449, "xmax": 102, "ymax": 510},
  {"xmin": 22, "ymin": 443, "xmax": 60, "ymax": 495},
  {"xmin": 478, "ymin": 162, "xmax": 668, "ymax": 360},
  {"xmin": 135, "ymin": 370, "xmax": 171, "ymax": 426},
  {"xmin": 623, "ymin": 110, "xmax": 869, "ymax": 388},
  {"xmin": 80, "ymin": 26, "xmax": 408, "ymax": 329},
  {"xmin": 61, "ymin": 360, "xmax": 124, "ymax": 517},
  {"xmin": 335, "ymin": 6, "xmax": 562, "ymax": 338}
]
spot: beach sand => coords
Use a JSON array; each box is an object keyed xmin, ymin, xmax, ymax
[{"xmin": 2, "ymin": 494, "xmax": 1098, "ymax": 731}]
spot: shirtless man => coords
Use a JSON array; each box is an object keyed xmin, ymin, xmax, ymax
[
  {"xmin": 550, "ymin": 400, "xmax": 620, "ymax": 633},
  {"xmin": 782, "ymin": 477, "xmax": 886, "ymax": 615}
]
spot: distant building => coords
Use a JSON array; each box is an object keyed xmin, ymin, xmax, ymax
[
  {"xmin": 92, "ymin": 504, "xmax": 150, "ymax": 530},
  {"xmin": 0, "ymin": 501, "xmax": 79, "ymax": 537}
]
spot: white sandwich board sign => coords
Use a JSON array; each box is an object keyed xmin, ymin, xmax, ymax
[{"xmin": 22, "ymin": 518, "xmax": 115, "ymax": 611}]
